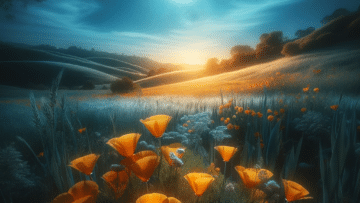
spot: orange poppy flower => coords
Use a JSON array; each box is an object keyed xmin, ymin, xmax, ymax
[
  {"xmin": 301, "ymin": 108, "xmax": 307, "ymax": 112},
  {"xmin": 188, "ymin": 129, "xmax": 194, "ymax": 133},
  {"xmin": 214, "ymin": 146, "xmax": 238, "ymax": 162},
  {"xmin": 303, "ymin": 87, "xmax": 309, "ymax": 93},
  {"xmin": 267, "ymin": 109, "xmax": 272, "ymax": 114},
  {"xmin": 232, "ymin": 115, "xmax": 236, "ymax": 118},
  {"xmin": 251, "ymin": 111, "xmax": 257, "ymax": 117},
  {"xmin": 167, "ymin": 197, "xmax": 181, "ymax": 203},
  {"xmin": 250, "ymin": 189, "xmax": 267, "ymax": 202},
  {"xmin": 102, "ymin": 169, "xmax": 130, "ymax": 199},
  {"xmin": 234, "ymin": 166, "xmax": 273, "ymax": 188},
  {"xmin": 245, "ymin": 110, "xmax": 251, "ymax": 115},
  {"xmin": 274, "ymin": 111, "xmax": 278, "ymax": 116},
  {"xmin": 224, "ymin": 120, "xmax": 229, "ymax": 125},
  {"xmin": 69, "ymin": 154, "xmax": 100, "ymax": 176},
  {"xmin": 313, "ymin": 88, "xmax": 319, "ymax": 93},
  {"xmin": 234, "ymin": 125, "xmax": 240, "ymax": 130},
  {"xmin": 282, "ymin": 179, "xmax": 313, "ymax": 202},
  {"xmin": 78, "ymin": 127, "xmax": 86, "ymax": 134},
  {"xmin": 107, "ymin": 133, "xmax": 141, "ymax": 157},
  {"xmin": 238, "ymin": 107, "xmax": 244, "ymax": 113},
  {"xmin": 227, "ymin": 123, "xmax": 234, "ymax": 130},
  {"xmin": 52, "ymin": 180, "xmax": 99, "ymax": 203},
  {"xmin": 160, "ymin": 145, "xmax": 185, "ymax": 166},
  {"xmin": 37, "ymin": 152, "xmax": 44, "ymax": 157},
  {"xmin": 183, "ymin": 123, "xmax": 188, "ymax": 127},
  {"xmin": 120, "ymin": 151, "xmax": 159, "ymax": 182},
  {"xmin": 330, "ymin": 105, "xmax": 339, "ymax": 111},
  {"xmin": 254, "ymin": 132, "xmax": 261, "ymax": 138},
  {"xmin": 257, "ymin": 112, "xmax": 263, "ymax": 118},
  {"xmin": 280, "ymin": 108, "xmax": 285, "ymax": 114},
  {"xmin": 140, "ymin": 115, "xmax": 172, "ymax": 138},
  {"xmin": 136, "ymin": 193, "xmax": 168, "ymax": 203},
  {"xmin": 211, "ymin": 120, "xmax": 215, "ymax": 123},
  {"xmin": 219, "ymin": 105, "xmax": 224, "ymax": 110},
  {"xmin": 184, "ymin": 173, "xmax": 215, "ymax": 197},
  {"xmin": 267, "ymin": 115, "xmax": 274, "ymax": 121},
  {"xmin": 224, "ymin": 103, "xmax": 231, "ymax": 109},
  {"xmin": 220, "ymin": 117, "xmax": 224, "ymax": 121}
]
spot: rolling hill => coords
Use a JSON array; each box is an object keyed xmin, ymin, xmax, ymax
[{"xmin": 140, "ymin": 40, "xmax": 360, "ymax": 96}]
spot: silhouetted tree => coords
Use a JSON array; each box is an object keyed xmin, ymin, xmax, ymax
[
  {"xmin": 255, "ymin": 31, "xmax": 284, "ymax": 60},
  {"xmin": 295, "ymin": 27, "xmax": 315, "ymax": 39},
  {"xmin": 110, "ymin": 77, "xmax": 134, "ymax": 93},
  {"xmin": 230, "ymin": 45, "xmax": 254, "ymax": 56},
  {"xmin": 204, "ymin": 58, "xmax": 221, "ymax": 75},
  {"xmin": 321, "ymin": 8, "xmax": 351, "ymax": 24}
]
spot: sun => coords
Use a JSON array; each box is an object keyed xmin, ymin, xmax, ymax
[{"xmin": 177, "ymin": 49, "xmax": 204, "ymax": 65}]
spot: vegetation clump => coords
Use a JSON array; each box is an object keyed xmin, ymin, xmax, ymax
[{"xmin": 110, "ymin": 76, "xmax": 135, "ymax": 93}]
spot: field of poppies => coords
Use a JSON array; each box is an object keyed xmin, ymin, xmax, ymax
[{"xmin": 2, "ymin": 70, "xmax": 360, "ymax": 203}]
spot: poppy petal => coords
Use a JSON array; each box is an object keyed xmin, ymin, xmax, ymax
[
  {"xmin": 214, "ymin": 146, "xmax": 238, "ymax": 162},
  {"xmin": 131, "ymin": 155, "xmax": 160, "ymax": 182},
  {"xmin": 107, "ymin": 133, "xmax": 141, "ymax": 157},
  {"xmin": 68, "ymin": 180, "xmax": 99, "ymax": 202},
  {"xmin": 140, "ymin": 115, "xmax": 172, "ymax": 138},
  {"xmin": 102, "ymin": 169, "xmax": 130, "ymax": 198},
  {"xmin": 184, "ymin": 173, "xmax": 214, "ymax": 197},
  {"xmin": 283, "ymin": 179, "xmax": 312, "ymax": 202},
  {"xmin": 51, "ymin": 192, "xmax": 74, "ymax": 203},
  {"xmin": 235, "ymin": 166, "xmax": 273, "ymax": 188},
  {"xmin": 136, "ymin": 193, "xmax": 169, "ymax": 203},
  {"xmin": 167, "ymin": 197, "xmax": 181, "ymax": 203},
  {"xmin": 69, "ymin": 154, "xmax": 100, "ymax": 176}
]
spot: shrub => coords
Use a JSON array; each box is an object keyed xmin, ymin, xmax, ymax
[
  {"xmin": 110, "ymin": 77, "xmax": 135, "ymax": 93},
  {"xmin": 281, "ymin": 41, "xmax": 301, "ymax": 56}
]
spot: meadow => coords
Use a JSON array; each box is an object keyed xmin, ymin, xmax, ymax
[{"xmin": 1, "ymin": 67, "xmax": 359, "ymax": 203}]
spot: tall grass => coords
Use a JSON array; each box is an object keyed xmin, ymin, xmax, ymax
[{"xmin": 16, "ymin": 74, "xmax": 360, "ymax": 202}]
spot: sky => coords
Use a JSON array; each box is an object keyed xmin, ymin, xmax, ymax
[{"xmin": 1, "ymin": 0, "xmax": 359, "ymax": 65}]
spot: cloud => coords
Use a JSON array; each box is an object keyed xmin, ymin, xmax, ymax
[{"xmin": 1, "ymin": 0, "xmax": 298, "ymax": 64}]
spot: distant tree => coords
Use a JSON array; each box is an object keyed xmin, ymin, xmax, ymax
[
  {"xmin": 204, "ymin": 58, "xmax": 221, "ymax": 75},
  {"xmin": 295, "ymin": 27, "xmax": 315, "ymax": 39},
  {"xmin": 255, "ymin": 31, "xmax": 284, "ymax": 59},
  {"xmin": 230, "ymin": 45, "xmax": 254, "ymax": 56},
  {"xmin": 110, "ymin": 77, "xmax": 134, "ymax": 93},
  {"xmin": 34, "ymin": 44, "xmax": 57, "ymax": 51},
  {"xmin": 321, "ymin": 8, "xmax": 352, "ymax": 24}
]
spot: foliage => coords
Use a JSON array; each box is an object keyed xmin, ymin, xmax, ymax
[
  {"xmin": 295, "ymin": 27, "xmax": 315, "ymax": 39},
  {"xmin": 110, "ymin": 77, "xmax": 135, "ymax": 93},
  {"xmin": 230, "ymin": 45, "xmax": 254, "ymax": 56},
  {"xmin": 0, "ymin": 145, "xmax": 35, "ymax": 202}
]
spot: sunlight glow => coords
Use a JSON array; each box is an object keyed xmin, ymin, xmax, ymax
[{"xmin": 176, "ymin": 49, "xmax": 204, "ymax": 65}]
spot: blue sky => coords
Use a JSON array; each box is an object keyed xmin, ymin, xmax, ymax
[{"xmin": 1, "ymin": 0, "xmax": 359, "ymax": 65}]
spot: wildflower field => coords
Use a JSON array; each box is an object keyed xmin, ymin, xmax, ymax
[{"xmin": 1, "ymin": 70, "xmax": 360, "ymax": 203}]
